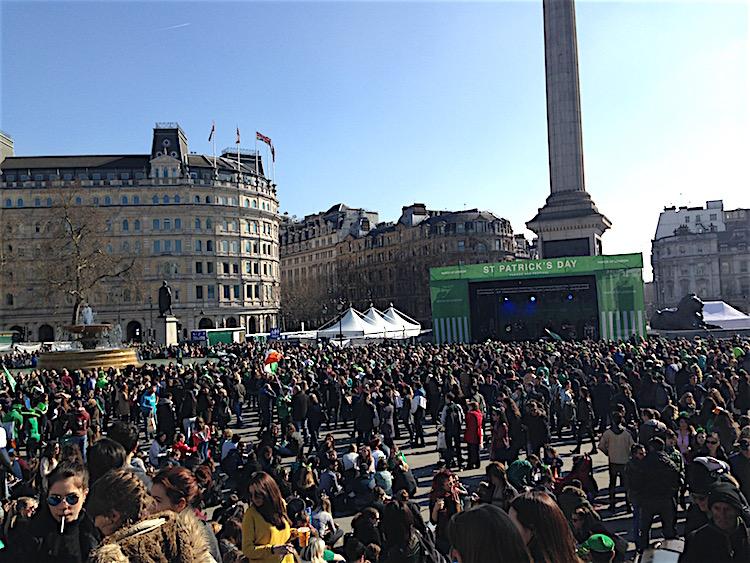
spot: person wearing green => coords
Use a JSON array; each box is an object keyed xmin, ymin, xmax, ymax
[{"xmin": 2, "ymin": 405, "xmax": 24, "ymax": 443}]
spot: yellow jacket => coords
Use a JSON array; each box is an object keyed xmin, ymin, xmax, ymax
[{"xmin": 241, "ymin": 504, "xmax": 294, "ymax": 563}]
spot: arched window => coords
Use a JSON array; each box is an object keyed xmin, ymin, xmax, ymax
[
  {"xmin": 174, "ymin": 218, "xmax": 181, "ymax": 230},
  {"xmin": 75, "ymin": 197, "xmax": 82, "ymax": 205},
  {"xmin": 34, "ymin": 198, "xmax": 41, "ymax": 207},
  {"xmin": 133, "ymin": 195, "xmax": 140, "ymax": 204},
  {"xmin": 252, "ymin": 200, "xmax": 257, "ymax": 208},
  {"xmin": 46, "ymin": 197, "xmax": 52, "ymax": 206},
  {"xmin": 152, "ymin": 195, "xmax": 159, "ymax": 204},
  {"xmin": 16, "ymin": 198, "xmax": 23, "ymax": 207},
  {"xmin": 122, "ymin": 241, "xmax": 130, "ymax": 252},
  {"xmin": 104, "ymin": 196, "xmax": 112, "ymax": 205},
  {"xmin": 93, "ymin": 197, "xmax": 99, "ymax": 205},
  {"xmin": 244, "ymin": 199, "xmax": 249, "ymax": 207},
  {"xmin": 121, "ymin": 196, "xmax": 128, "ymax": 204},
  {"xmin": 194, "ymin": 195, "xmax": 200, "ymax": 203},
  {"xmin": 206, "ymin": 218, "xmax": 213, "ymax": 229},
  {"xmin": 195, "ymin": 218, "xmax": 201, "ymax": 230},
  {"xmin": 205, "ymin": 196, "xmax": 211, "ymax": 204},
  {"xmin": 122, "ymin": 219, "xmax": 129, "ymax": 231},
  {"xmin": 174, "ymin": 194, "xmax": 181, "ymax": 203},
  {"xmin": 4, "ymin": 199, "xmax": 11, "ymax": 207},
  {"xmin": 5, "ymin": 294, "xmax": 13, "ymax": 306},
  {"xmin": 162, "ymin": 195, "xmax": 169, "ymax": 204},
  {"xmin": 162, "ymin": 169, "xmax": 168, "ymax": 178},
  {"xmin": 134, "ymin": 220, "xmax": 141, "ymax": 231}
]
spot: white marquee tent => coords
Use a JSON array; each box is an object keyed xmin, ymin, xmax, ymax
[
  {"xmin": 316, "ymin": 307, "xmax": 381, "ymax": 339},
  {"xmin": 315, "ymin": 305, "xmax": 422, "ymax": 340},
  {"xmin": 703, "ymin": 301, "xmax": 750, "ymax": 330},
  {"xmin": 382, "ymin": 305, "xmax": 422, "ymax": 338}
]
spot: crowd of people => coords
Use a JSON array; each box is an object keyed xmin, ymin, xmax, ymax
[{"xmin": 0, "ymin": 335, "xmax": 748, "ymax": 562}]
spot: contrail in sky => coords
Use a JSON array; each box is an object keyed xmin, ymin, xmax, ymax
[{"xmin": 159, "ymin": 23, "xmax": 191, "ymax": 31}]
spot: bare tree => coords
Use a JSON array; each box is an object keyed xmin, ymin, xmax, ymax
[{"xmin": 39, "ymin": 183, "xmax": 139, "ymax": 325}]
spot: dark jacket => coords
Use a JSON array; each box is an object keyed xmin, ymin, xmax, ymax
[
  {"xmin": 680, "ymin": 520, "xmax": 750, "ymax": 563},
  {"xmin": 632, "ymin": 451, "xmax": 682, "ymax": 502},
  {"xmin": 291, "ymin": 392, "xmax": 309, "ymax": 421},
  {"xmin": 4, "ymin": 506, "xmax": 99, "ymax": 563},
  {"xmin": 156, "ymin": 398, "xmax": 176, "ymax": 438},
  {"xmin": 392, "ymin": 468, "xmax": 418, "ymax": 498},
  {"xmin": 730, "ymin": 452, "xmax": 750, "ymax": 504}
]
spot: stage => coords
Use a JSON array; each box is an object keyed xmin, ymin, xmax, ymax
[{"xmin": 430, "ymin": 254, "xmax": 646, "ymax": 343}]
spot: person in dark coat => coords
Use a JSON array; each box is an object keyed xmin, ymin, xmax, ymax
[
  {"xmin": 631, "ymin": 437, "xmax": 682, "ymax": 552},
  {"xmin": 291, "ymin": 385, "xmax": 310, "ymax": 442},
  {"xmin": 355, "ymin": 393, "xmax": 377, "ymax": 445},
  {"xmin": 522, "ymin": 401, "xmax": 550, "ymax": 459},
  {"xmin": 592, "ymin": 374, "xmax": 615, "ymax": 432},
  {"xmin": 156, "ymin": 391, "xmax": 177, "ymax": 442},
  {"xmin": 391, "ymin": 459, "xmax": 418, "ymax": 498},
  {"xmin": 5, "ymin": 460, "xmax": 99, "ymax": 563},
  {"xmin": 680, "ymin": 482, "xmax": 750, "ymax": 563},
  {"xmin": 379, "ymin": 394, "xmax": 395, "ymax": 449},
  {"xmin": 306, "ymin": 394, "xmax": 325, "ymax": 453}
]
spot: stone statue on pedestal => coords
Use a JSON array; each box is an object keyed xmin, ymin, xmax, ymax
[{"xmin": 158, "ymin": 281, "xmax": 173, "ymax": 317}]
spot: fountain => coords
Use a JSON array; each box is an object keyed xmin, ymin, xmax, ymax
[{"xmin": 38, "ymin": 304, "xmax": 139, "ymax": 371}]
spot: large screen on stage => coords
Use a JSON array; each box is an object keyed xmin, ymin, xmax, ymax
[{"xmin": 469, "ymin": 275, "xmax": 599, "ymax": 341}]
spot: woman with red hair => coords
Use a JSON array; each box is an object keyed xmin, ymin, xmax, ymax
[{"xmin": 150, "ymin": 466, "xmax": 222, "ymax": 561}]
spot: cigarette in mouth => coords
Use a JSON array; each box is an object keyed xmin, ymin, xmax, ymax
[{"xmin": 60, "ymin": 516, "xmax": 65, "ymax": 534}]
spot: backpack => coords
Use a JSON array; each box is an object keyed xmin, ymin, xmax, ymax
[
  {"xmin": 415, "ymin": 527, "xmax": 449, "ymax": 563},
  {"xmin": 444, "ymin": 404, "xmax": 462, "ymax": 437}
]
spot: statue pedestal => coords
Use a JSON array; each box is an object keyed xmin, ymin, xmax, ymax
[{"xmin": 156, "ymin": 316, "xmax": 179, "ymax": 346}]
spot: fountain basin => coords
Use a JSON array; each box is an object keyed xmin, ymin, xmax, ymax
[
  {"xmin": 38, "ymin": 348, "xmax": 139, "ymax": 371},
  {"xmin": 38, "ymin": 323, "xmax": 139, "ymax": 371}
]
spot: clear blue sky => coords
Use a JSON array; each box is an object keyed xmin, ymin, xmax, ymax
[{"xmin": 2, "ymin": 1, "xmax": 748, "ymax": 280}]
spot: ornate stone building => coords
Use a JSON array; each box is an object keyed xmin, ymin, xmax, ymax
[
  {"xmin": 0, "ymin": 123, "xmax": 281, "ymax": 342},
  {"xmin": 279, "ymin": 204, "xmax": 378, "ymax": 328},
  {"xmin": 280, "ymin": 203, "xmax": 516, "ymax": 328},
  {"xmin": 652, "ymin": 200, "xmax": 750, "ymax": 313}
]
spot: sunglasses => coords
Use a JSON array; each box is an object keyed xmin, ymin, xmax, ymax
[{"xmin": 47, "ymin": 493, "xmax": 81, "ymax": 507}]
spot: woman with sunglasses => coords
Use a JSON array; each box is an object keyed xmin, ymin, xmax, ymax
[
  {"xmin": 242, "ymin": 471, "xmax": 295, "ymax": 562},
  {"xmin": 696, "ymin": 431, "xmax": 729, "ymax": 461},
  {"xmin": 4, "ymin": 459, "xmax": 99, "ymax": 562}
]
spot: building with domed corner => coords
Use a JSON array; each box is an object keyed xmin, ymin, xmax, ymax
[{"xmin": 0, "ymin": 123, "xmax": 281, "ymax": 343}]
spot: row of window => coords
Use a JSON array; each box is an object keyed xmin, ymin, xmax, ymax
[
  {"xmin": 4, "ymin": 193, "xmax": 276, "ymax": 209},
  {"xmin": 194, "ymin": 283, "xmax": 275, "ymax": 301}
]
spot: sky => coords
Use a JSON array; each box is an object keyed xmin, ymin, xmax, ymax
[{"xmin": 2, "ymin": 0, "xmax": 748, "ymax": 281}]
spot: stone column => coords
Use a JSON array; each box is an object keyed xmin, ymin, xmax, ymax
[{"xmin": 544, "ymin": 0, "xmax": 585, "ymax": 194}]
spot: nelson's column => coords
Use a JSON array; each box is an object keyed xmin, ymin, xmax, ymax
[{"xmin": 526, "ymin": 0, "xmax": 611, "ymax": 259}]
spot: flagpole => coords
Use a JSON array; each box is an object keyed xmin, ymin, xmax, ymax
[
  {"xmin": 237, "ymin": 126, "xmax": 241, "ymax": 174},
  {"xmin": 255, "ymin": 135, "xmax": 259, "ymax": 178},
  {"xmin": 272, "ymin": 146, "xmax": 275, "ymax": 184}
]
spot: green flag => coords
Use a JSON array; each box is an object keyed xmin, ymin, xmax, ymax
[
  {"xmin": 544, "ymin": 329, "xmax": 563, "ymax": 342},
  {"xmin": 2, "ymin": 366, "xmax": 16, "ymax": 392}
]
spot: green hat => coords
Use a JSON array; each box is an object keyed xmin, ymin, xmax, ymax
[{"xmin": 580, "ymin": 534, "xmax": 615, "ymax": 554}]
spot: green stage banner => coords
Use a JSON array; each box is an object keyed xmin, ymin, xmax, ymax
[
  {"xmin": 430, "ymin": 253, "xmax": 646, "ymax": 343},
  {"xmin": 430, "ymin": 253, "xmax": 643, "ymax": 282}
]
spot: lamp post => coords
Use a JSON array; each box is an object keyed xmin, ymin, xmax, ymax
[
  {"xmin": 148, "ymin": 295, "xmax": 154, "ymax": 342},
  {"xmin": 337, "ymin": 297, "xmax": 346, "ymax": 342}
]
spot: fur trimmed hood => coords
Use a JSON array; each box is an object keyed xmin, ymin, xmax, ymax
[{"xmin": 89, "ymin": 510, "xmax": 214, "ymax": 563}]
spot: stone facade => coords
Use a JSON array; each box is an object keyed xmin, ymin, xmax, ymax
[
  {"xmin": 0, "ymin": 123, "xmax": 281, "ymax": 342},
  {"xmin": 279, "ymin": 204, "xmax": 379, "ymax": 328},
  {"xmin": 281, "ymin": 203, "xmax": 516, "ymax": 328},
  {"xmin": 652, "ymin": 201, "xmax": 750, "ymax": 313}
]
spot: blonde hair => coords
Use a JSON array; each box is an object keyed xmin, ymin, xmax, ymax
[{"xmin": 303, "ymin": 538, "xmax": 326, "ymax": 563}]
